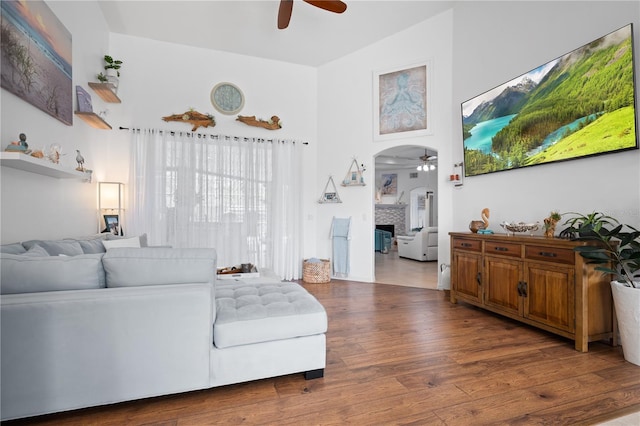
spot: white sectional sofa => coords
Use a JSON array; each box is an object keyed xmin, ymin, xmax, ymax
[{"xmin": 0, "ymin": 237, "xmax": 327, "ymax": 421}]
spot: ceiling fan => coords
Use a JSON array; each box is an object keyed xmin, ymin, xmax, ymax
[
  {"xmin": 417, "ymin": 150, "xmax": 437, "ymax": 172},
  {"xmin": 278, "ymin": 0, "xmax": 347, "ymax": 30}
]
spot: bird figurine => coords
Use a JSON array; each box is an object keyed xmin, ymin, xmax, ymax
[
  {"xmin": 75, "ymin": 150, "xmax": 85, "ymax": 172},
  {"xmin": 469, "ymin": 208, "xmax": 490, "ymax": 233}
]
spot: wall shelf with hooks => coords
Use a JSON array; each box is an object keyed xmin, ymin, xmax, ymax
[{"xmin": 449, "ymin": 162, "xmax": 464, "ymax": 187}]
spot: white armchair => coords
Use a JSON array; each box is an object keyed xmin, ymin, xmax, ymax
[{"xmin": 397, "ymin": 227, "xmax": 438, "ymax": 261}]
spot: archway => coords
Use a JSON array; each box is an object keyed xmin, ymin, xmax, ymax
[{"xmin": 373, "ymin": 145, "xmax": 439, "ymax": 289}]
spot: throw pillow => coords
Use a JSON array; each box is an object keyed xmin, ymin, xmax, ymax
[
  {"xmin": 65, "ymin": 234, "xmax": 108, "ymax": 254},
  {"xmin": 0, "ymin": 243, "xmax": 27, "ymax": 255},
  {"xmin": 102, "ymin": 237, "xmax": 141, "ymax": 250},
  {"xmin": 0, "ymin": 253, "xmax": 105, "ymax": 294},
  {"xmin": 22, "ymin": 245, "xmax": 50, "ymax": 257},
  {"xmin": 22, "ymin": 239, "xmax": 84, "ymax": 256},
  {"xmin": 78, "ymin": 238, "xmax": 107, "ymax": 254},
  {"xmin": 105, "ymin": 233, "xmax": 148, "ymax": 247}
]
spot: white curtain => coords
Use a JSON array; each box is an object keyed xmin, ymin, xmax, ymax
[{"xmin": 127, "ymin": 129, "xmax": 304, "ymax": 280}]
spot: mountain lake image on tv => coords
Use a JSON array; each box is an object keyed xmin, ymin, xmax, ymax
[{"xmin": 461, "ymin": 23, "xmax": 638, "ymax": 177}]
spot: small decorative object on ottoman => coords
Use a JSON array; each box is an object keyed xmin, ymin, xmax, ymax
[
  {"xmin": 217, "ymin": 263, "xmax": 259, "ymax": 280},
  {"xmin": 303, "ymin": 258, "xmax": 331, "ymax": 283}
]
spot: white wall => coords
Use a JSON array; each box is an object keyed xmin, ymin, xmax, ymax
[
  {"xmin": 106, "ymin": 33, "xmax": 318, "ymax": 252},
  {"xmin": 316, "ymin": 10, "xmax": 454, "ymax": 282},
  {"xmin": 451, "ymin": 1, "xmax": 640, "ymax": 233},
  {"xmin": 3, "ymin": 1, "xmax": 638, "ymax": 281},
  {"xmin": 1, "ymin": 1, "xmax": 111, "ymax": 243}
]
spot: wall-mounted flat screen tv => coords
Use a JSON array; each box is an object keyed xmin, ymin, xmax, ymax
[{"xmin": 461, "ymin": 23, "xmax": 638, "ymax": 177}]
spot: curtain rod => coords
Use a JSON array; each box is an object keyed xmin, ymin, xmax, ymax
[{"xmin": 119, "ymin": 127, "xmax": 309, "ymax": 145}]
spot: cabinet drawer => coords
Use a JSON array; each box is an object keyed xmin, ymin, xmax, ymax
[
  {"xmin": 485, "ymin": 241, "xmax": 521, "ymax": 258},
  {"xmin": 525, "ymin": 246, "xmax": 574, "ymax": 265},
  {"xmin": 452, "ymin": 238, "xmax": 481, "ymax": 252}
]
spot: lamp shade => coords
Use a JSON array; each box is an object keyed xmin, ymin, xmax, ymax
[{"xmin": 99, "ymin": 182, "xmax": 123, "ymax": 210}]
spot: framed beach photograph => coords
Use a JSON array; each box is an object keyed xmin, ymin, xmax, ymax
[
  {"xmin": 373, "ymin": 61, "xmax": 431, "ymax": 141},
  {"xmin": 1, "ymin": 0, "xmax": 73, "ymax": 125}
]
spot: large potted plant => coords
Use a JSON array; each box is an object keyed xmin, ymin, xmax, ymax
[{"xmin": 563, "ymin": 212, "xmax": 640, "ymax": 365}]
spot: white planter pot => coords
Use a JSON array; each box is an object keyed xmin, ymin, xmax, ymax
[
  {"xmin": 105, "ymin": 69, "xmax": 119, "ymax": 93},
  {"xmin": 611, "ymin": 281, "xmax": 640, "ymax": 366}
]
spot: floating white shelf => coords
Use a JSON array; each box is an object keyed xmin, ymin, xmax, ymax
[{"xmin": 0, "ymin": 152, "xmax": 91, "ymax": 181}]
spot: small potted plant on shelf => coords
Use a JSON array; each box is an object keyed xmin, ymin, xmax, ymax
[
  {"xmin": 103, "ymin": 55, "xmax": 123, "ymax": 77},
  {"xmin": 101, "ymin": 55, "xmax": 123, "ymax": 92},
  {"xmin": 563, "ymin": 211, "xmax": 640, "ymax": 365}
]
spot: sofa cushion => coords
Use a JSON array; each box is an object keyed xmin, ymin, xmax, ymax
[
  {"xmin": 0, "ymin": 243, "xmax": 27, "ymax": 255},
  {"xmin": 106, "ymin": 233, "xmax": 148, "ymax": 247},
  {"xmin": 214, "ymin": 281, "xmax": 327, "ymax": 349},
  {"xmin": 21, "ymin": 239, "xmax": 84, "ymax": 256},
  {"xmin": 22, "ymin": 245, "xmax": 50, "ymax": 257},
  {"xmin": 102, "ymin": 237, "xmax": 141, "ymax": 250},
  {"xmin": 0, "ymin": 253, "xmax": 105, "ymax": 294},
  {"xmin": 103, "ymin": 247, "xmax": 216, "ymax": 288}
]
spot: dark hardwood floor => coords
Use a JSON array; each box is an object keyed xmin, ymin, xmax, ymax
[{"xmin": 6, "ymin": 280, "xmax": 640, "ymax": 425}]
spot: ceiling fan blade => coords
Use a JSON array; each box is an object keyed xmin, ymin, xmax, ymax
[
  {"xmin": 303, "ymin": 0, "xmax": 347, "ymax": 14},
  {"xmin": 278, "ymin": 0, "xmax": 294, "ymax": 29}
]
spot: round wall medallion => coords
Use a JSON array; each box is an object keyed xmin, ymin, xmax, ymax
[{"xmin": 210, "ymin": 82, "xmax": 245, "ymax": 115}]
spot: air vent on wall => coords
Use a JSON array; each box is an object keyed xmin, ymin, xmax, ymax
[{"xmin": 409, "ymin": 172, "xmax": 418, "ymax": 179}]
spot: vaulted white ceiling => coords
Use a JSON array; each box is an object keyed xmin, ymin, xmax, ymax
[
  {"xmin": 98, "ymin": 1, "xmax": 448, "ymax": 167},
  {"xmin": 98, "ymin": 0, "xmax": 453, "ymax": 67}
]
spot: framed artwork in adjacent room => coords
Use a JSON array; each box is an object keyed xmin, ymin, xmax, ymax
[
  {"xmin": 0, "ymin": 0, "xmax": 73, "ymax": 125},
  {"xmin": 373, "ymin": 61, "xmax": 431, "ymax": 140},
  {"xmin": 380, "ymin": 173, "xmax": 397, "ymax": 195}
]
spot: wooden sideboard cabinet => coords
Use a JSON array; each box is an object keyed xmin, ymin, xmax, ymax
[{"xmin": 450, "ymin": 232, "xmax": 614, "ymax": 352}]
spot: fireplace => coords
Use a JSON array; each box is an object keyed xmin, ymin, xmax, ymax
[{"xmin": 376, "ymin": 224, "xmax": 395, "ymax": 237}]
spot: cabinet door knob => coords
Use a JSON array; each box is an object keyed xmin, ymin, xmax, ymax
[
  {"xmin": 476, "ymin": 272, "xmax": 482, "ymax": 286},
  {"xmin": 494, "ymin": 246, "xmax": 508, "ymax": 252}
]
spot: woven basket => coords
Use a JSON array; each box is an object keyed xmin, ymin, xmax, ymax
[{"xmin": 303, "ymin": 259, "xmax": 331, "ymax": 283}]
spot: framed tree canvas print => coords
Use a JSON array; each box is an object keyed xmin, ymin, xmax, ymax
[{"xmin": 374, "ymin": 62, "xmax": 431, "ymax": 140}]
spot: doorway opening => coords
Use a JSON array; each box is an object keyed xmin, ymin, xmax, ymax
[{"xmin": 373, "ymin": 145, "xmax": 438, "ymax": 289}]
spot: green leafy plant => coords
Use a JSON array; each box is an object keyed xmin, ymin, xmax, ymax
[
  {"xmin": 103, "ymin": 55, "xmax": 123, "ymax": 77},
  {"xmin": 96, "ymin": 72, "xmax": 108, "ymax": 83},
  {"xmin": 564, "ymin": 212, "xmax": 640, "ymax": 288},
  {"xmin": 561, "ymin": 211, "xmax": 618, "ymax": 238}
]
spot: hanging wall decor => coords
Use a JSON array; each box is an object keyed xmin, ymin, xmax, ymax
[
  {"xmin": 211, "ymin": 82, "xmax": 245, "ymax": 115},
  {"xmin": 373, "ymin": 61, "xmax": 432, "ymax": 141},
  {"xmin": 162, "ymin": 109, "xmax": 215, "ymax": 131},
  {"xmin": 318, "ymin": 176, "xmax": 342, "ymax": 204},
  {"xmin": 341, "ymin": 159, "xmax": 365, "ymax": 186},
  {"xmin": 236, "ymin": 115, "xmax": 282, "ymax": 130}
]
